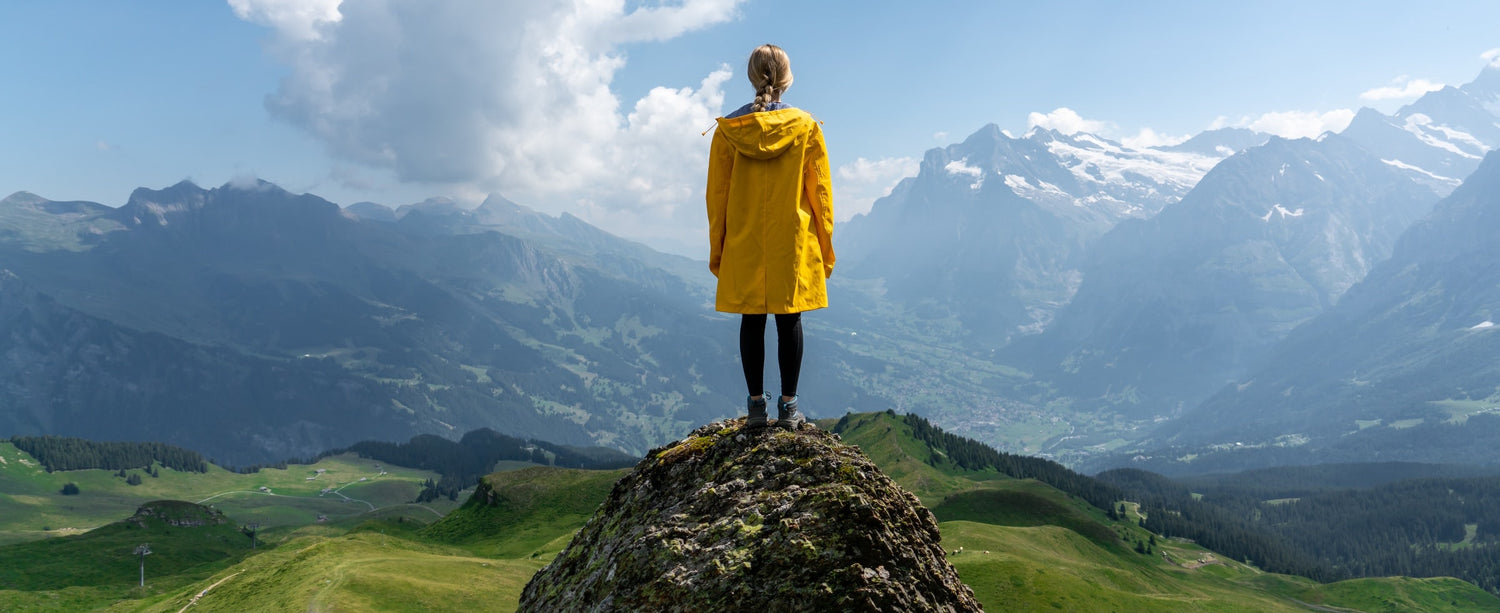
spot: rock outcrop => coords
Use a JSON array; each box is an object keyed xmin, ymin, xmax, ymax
[
  {"xmin": 125, "ymin": 500, "xmax": 229, "ymax": 529},
  {"xmin": 518, "ymin": 419, "xmax": 982, "ymax": 612}
]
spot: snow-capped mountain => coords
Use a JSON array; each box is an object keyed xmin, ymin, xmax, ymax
[
  {"xmin": 1019, "ymin": 133, "xmax": 1442, "ymax": 424},
  {"xmin": 1011, "ymin": 127, "xmax": 1229, "ymax": 219},
  {"xmin": 836, "ymin": 124, "xmax": 1245, "ymax": 344},
  {"xmin": 1343, "ymin": 65, "xmax": 1500, "ymax": 192}
]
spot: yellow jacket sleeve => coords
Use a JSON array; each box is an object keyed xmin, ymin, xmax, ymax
[
  {"xmin": 706, "ymin": 130, "xmax": 735, "ymax": 278},
  {"xmin": 804, "ymin": 123, "xmax": 836, "ymax": 278}
]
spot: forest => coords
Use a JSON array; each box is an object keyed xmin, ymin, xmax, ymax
[
  {"xmin": 9, "ymin": 436, "xmax": 209, "ymax": 473},
  {"xmin": 1099, "ymin": 466, "xmax": 1500, "ymax": 594},
  {"xmin": 324, "ymin": 427, "xmax": 636, "ymax": 500}
]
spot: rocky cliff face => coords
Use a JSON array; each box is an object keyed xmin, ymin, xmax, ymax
[{"xmin": 518, "ymin": 419, "xmax": 982, "ymax": 612}]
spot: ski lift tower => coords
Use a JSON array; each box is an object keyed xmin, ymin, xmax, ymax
[{"xmin": 134, "ymin": 543, "xmax": 151, "ymax": 587}]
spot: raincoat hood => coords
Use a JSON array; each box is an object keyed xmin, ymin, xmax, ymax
[{"xmin": 715, "ymin": 108, "xmax": 818, "ymax": 160}]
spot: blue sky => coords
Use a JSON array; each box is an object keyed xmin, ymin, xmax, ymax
[{"xmin": 3, "ymin": 1, "xmax": 1499, "ymax": 257}]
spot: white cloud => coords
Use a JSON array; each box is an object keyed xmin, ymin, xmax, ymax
[
  {"xmin": 835, "ymin": 156, "xmax": 918, "ymax": 220},
  {"xmin": 228, "ymin": 0, "xmax": 343, "ymax": 41},
  {"xmin": 1026, "ymin": 107, "xmax": 1111, "ymax": 135},
  {"xmin": 1484, "ymin": 48, "xmax": 1500, "ymax": 68},
  {"xmin": 232, "ymin": 0, "xmax": 745, "ymax": 257},
  {"xmin": 1243, "ymin": 109, "xmax": 1354, "ymax": 139},
  {"xmin": 1024, "ymin": 108, "xmax": 1186, "ymax": 151},
  {"xmin": 944, "ymin": 159, "xmax": 981, "ymax": 177},
  {"xmin": 1121, "ymin": 127, "xmax": 1189, "ymax": 149},
  {"xmin": 1360, "ymin": 75, "xmax": 1444, "ymax": 101},
  {"xmin": 943, "ymin": 159, "xmax": 984, "ymax": 190},
  {"xmin": 932, "ymin": 131, "xmax": 948, "ymax": 142}
]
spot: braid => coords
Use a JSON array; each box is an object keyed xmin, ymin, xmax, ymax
[{"xmin": 753, "ymin": 78, "xmax": 775, "ymax": 112}]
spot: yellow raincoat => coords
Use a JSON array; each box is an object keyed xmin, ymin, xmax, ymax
[{"xmin": 707, "ymin": 108, "xmax": 835, "ymax": 314}]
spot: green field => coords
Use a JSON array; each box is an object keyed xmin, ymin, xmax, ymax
[
  {"xmin": 2, "ymin": 414, "xmax": 1496, "ymax": 612},
  {"xmin": 0, "ymin": 442, "xmax": 462, "ymax": 546}
]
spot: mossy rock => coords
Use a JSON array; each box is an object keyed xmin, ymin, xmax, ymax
[{"xmin": 518, "ymin": 419, "xmax": 982, "ymax": 612}]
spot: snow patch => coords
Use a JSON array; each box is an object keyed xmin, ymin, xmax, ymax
[
  {"xmin": 1004, "ymin": 174, "xmax": 1070, "ymax": 200},
  {"xmin": 1380, "ymin": 159, "xmax": 1463, "ymax": 186},
  {"xmin": 1401, "ymin": 114, "xmax": 1484, "ymax": 159},
  {"xmin": 1260, "ymin": 204, "xmax": 1305, "ymax": 222},
  {"xmin": 1039, "ymin": 133, "xmax": 1220, "ymax": 194}
]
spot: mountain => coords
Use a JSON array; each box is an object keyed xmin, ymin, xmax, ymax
[
  {"xmin": 836, "ymin": 125, "xmax": 1229, "ymax": 345},
  {"xmin": 0, "ymin": 268, "xmax": 421, "ymax": 462},
  {"xmin": 1157, "ymin": 127, "xmax": 1270, "ymax": 158},
  {"xmin": 1342, "ymin": 65, "xmax": 1500, "ymax": 193},
  {"xmin": 0, "ymin": 180, "xmax": 883, "ymax": 465},
  {"xmin": 344, "ymin": 200, "xmax": 398, "ymax": 222},
  {"xmin": 1018, "ymin": 133, "xmax": 1442, "ymax": 435},
  {"xmin": 1131, "ymin": 150, "xmax": 1500, "ymax": 471}
]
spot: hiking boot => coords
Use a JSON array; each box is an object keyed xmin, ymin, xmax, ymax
[
  {"xmin": 776, "ymin": 396, "xmax": 806, "ymax": 430},
  {"xmin": 745, "ymin": 393, "xmax": 770, "ymax": 428}
]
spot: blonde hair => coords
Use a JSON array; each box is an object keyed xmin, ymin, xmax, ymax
[{"xmin": 748, "ymin": 44, "xmax": 793, "ymax": 113}]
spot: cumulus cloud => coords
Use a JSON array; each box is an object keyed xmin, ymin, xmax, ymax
[
  {"xmin": 1360, "ymin": 75, "xmax": 1444, "ymax": 101},
  {"xmin": 1484, "ymin": 48, "xmax": 1500, "ymax": 68},
  {"xmin": 228, "ymin": 0, "xmax": 342, "ymax": 40},
  {"xmin": 1026, "ymin": 107, "xmax": 1111, "ymax": 135},
  {"xmin": 835, "ymin": 156, "xmax": 918, "ymax": 220},
  {"xmin": 1025, "ymin": 107, "xmax": 1191, "ymax": 151},
  {"xmin": 1121, "ymin": 127, "xmax": 1190, "ymax": 149},
  {"xmin": 231, "ymin": 0, "xmax": 744, "ymax": 256},
  {"xmin": 944, "ymin": 159, "xmax": 981, "ymax": 178},
  {"xmin": 1242, "ymin": 109, "xmax": 1354, "ymax": 139}
]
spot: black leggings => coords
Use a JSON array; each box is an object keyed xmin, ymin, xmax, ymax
[{"xmin": 740, "ymin": 313, "xmax": 802, "ymax": 398}]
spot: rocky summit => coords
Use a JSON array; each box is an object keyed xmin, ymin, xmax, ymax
[{"xmin": 518, "ymin": 419, "xmax": 982, "ymax": 612}]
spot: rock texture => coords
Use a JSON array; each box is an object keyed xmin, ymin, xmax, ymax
[
  {"xmin": 126, "ymin": 500, "xmax": 229, "ymax": 529},
  {"xmin": 518, "ymin": 419, "xmax": 982, "ymax": 612}
]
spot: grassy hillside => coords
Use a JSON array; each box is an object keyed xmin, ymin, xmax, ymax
[
  {"xmin": 0, "ymin": 501, "xmax": 254, "ymax": 612},
  {"xmin": 121, "ymin": 524, "xmax": 544, "ymax": 613},
  {"xmin": 420, "ymin": 466, "xmax": 629, "ymax": 558},
  {"xmin": 830, "ymin": 411, "xmax": 1499, "ymax": 612},
  {"xmin": 3, "ymin": 414, "xmax": 1496, "ymax": 611},
  {"xmin": 0, "ymin": 442, "xmax": 461, "ymax": 546}
]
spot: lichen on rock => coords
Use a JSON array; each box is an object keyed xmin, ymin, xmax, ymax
[{"xmin": 518, "ymin": 418, "xmax": 983, "ymax": 612}]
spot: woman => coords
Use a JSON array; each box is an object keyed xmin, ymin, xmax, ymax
[{"xmin": 706, "ymin": 44, "xmax": 835, "ymax": 430}]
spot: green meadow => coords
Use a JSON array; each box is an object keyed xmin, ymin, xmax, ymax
[
  {"xmin": 0, "ymin": 442, "xmax": 462, "ymax": 546},
  {"xmin": 2, "ymin": 414, "xmax": 1496, "ymax": 612}
]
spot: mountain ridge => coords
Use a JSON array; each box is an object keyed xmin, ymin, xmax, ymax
[{"xmin": 1129, "ymin": 150, "xmax": 1500, "ymax": 470}]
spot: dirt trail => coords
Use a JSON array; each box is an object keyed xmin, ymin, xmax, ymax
[{"xmin": 176, "ymin": 571, "xmax": 242, "ymax": 613}]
